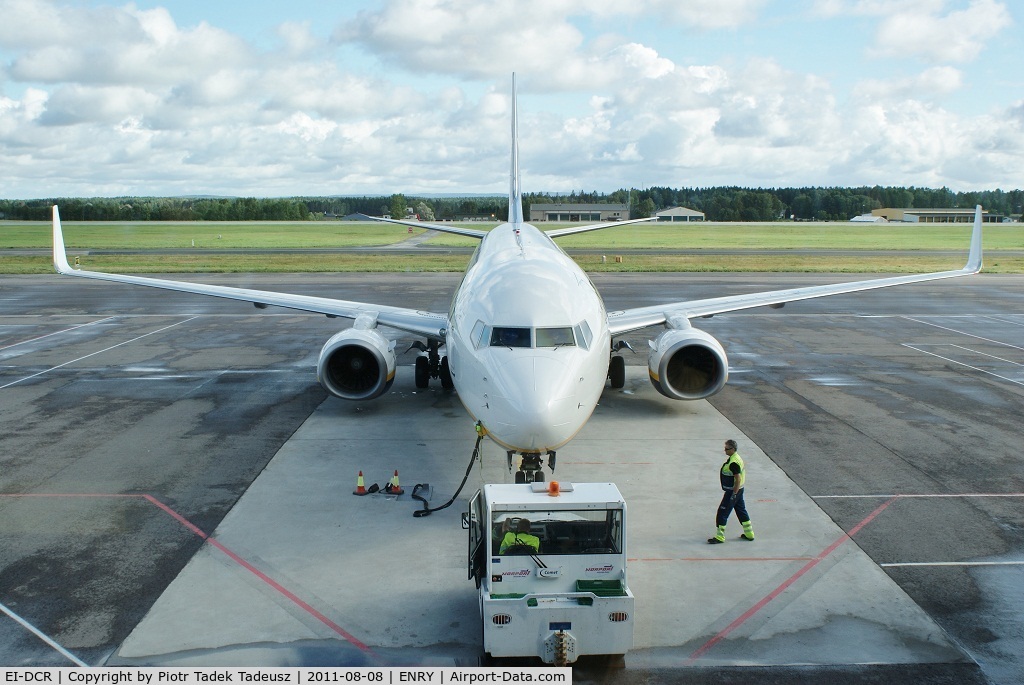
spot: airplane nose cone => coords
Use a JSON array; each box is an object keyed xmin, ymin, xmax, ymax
[{"xmin": 486, "ymin": 354, "xmax": 582, "ymax": 451}]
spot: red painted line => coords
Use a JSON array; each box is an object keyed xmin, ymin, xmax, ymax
[
  {"xmin": 0, "ymin": 493, "xmax": 139, "ymax": 498},
  {"xmin": 141, "ymin": 495, "xmax": 377, "ymax": 657},
  {"xmin": 631, "ymin": 557, "xmax": 815, "ymax": 563},
  {"xmin": 141, "ymin": 494, "xmax": 208, "ymax": 539},
  {"xmin": 202, "ymin": 536, "xmax": 374, "ymax": 654},
  {"xmin": 2, "ymin": 492, "xmax": 376, "ymax": 658},
  {"xmin": 684, "ymin": 497, "xmax": 897, "ymax": 666},
  {"xmin": 563, "ymin": 461, "xmax": 655, "ymax": 465}
]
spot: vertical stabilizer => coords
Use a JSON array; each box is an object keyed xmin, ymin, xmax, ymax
[{"xmin": 508, "ymin": 74, "xmax": 524, "ymax": 225}]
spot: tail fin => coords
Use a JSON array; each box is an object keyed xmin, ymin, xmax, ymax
[{"xmin": 508, "ymin": 74, "xmax": 524, "ymax": 225}]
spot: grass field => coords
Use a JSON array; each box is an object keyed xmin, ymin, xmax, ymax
[
  {"xmin": 0, "ymin": 220, "xmax": 417, "ymax": 249},
  {"xmin": 2, "ymin": 219, "xmax": 1019, "ymax": 274}
]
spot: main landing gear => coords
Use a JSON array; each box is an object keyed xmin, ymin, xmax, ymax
[
  {"xmin": 509, "ymin": 451, "xmax": 556, "ymax": 483},
  {"xmin": 411, "ymin": 340, "xmax": 454, "ymax": 390},
  {"xmin": 608, "ymin": 340, "xmax": 634, "ymax": 390}
]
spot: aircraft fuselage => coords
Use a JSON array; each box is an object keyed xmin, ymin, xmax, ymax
[{"xmin": 446, "ymin": 221, "xmax": 610, "ymax": 452}]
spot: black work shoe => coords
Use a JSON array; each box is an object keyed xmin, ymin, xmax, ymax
[
  {"xmin": 707, "ymin": 537, "xmax": 724, "ymax": 544},
  {"xmin": 739, "ymin": 534, "xmax": 754, "ymax": 541}
]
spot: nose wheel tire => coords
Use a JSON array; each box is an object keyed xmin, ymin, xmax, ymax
[{"xmin": 514, "ymin": 453, "xmax": 547, "ymax": 483}]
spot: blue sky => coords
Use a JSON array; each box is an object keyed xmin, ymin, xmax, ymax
[{"xmin": 0, "ymin": 0, "xmax": 1020, "ymax": 198}]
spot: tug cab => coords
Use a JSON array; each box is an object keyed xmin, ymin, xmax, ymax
[{"xmin": 465, "ymin": 482, "xmax": 634, "ymax": 665}]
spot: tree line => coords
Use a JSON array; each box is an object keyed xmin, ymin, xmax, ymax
[{"xmin": 2, "ymin": 185, "xmax": 1021, "ymax": 223}]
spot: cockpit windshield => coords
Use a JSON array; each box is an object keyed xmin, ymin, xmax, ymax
[
  {"xmin": 490, "ymin": 327, "xmax": 531, "ymax": 348},
  {"xmin": 535, "ymin": 327, "xmax": 575, "ymax": 347},
  {"xmin": 487, "ymin": 326, "xmax": 577, "ymax": 349}
]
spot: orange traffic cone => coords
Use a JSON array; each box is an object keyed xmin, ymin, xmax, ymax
[
  {"xmin": 385, "ymin": 469, "xmax": 404, "ymax": 495},
  {"xmin": 353, "ymin": 470, "xmax": 368, "ymax": 496}
]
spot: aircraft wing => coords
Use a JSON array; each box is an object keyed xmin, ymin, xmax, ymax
[
  {"xmin": 545, "ymin": 216, "xmax": 658, "ymax": 238},
  {"xmin": 607, "ymin": 205, "xmax": 984, "ymax": 336},
  {"xmin": 373, "ymin": 215, "xmax": 661, "ymax": 240},
  {"xmin": 370, "ymin": 216, "xmax": 488, "ymax": 239},
  {"xmin": 51, "ymin": 206, "xmax": 449, "ymax": 340}
]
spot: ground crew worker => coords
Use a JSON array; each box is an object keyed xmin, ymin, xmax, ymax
[
  {"xmin": 708, "ymin": 439, "xmax": 755, "ymax": 543},
  {"xmin": 499, "ymin": 518, "xmax": 540, "ymax": 554}
]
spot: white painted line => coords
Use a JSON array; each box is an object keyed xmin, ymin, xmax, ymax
[
  {"xmin": 0, "ymin": 600, "xmax": 88, "ymax": 666},
  {"xmin": 881, "ymin": 561, "xmax": 1024, "ymax": 568},
  {"xmin": 902, "ymin": 344, "xmax": 1024, "ymax": 387},
  {"xmin": 0, "ymin": 317, "xmax": 117, "ymax": 352},
  {"xmin": 948, "ymin": 344, "xmax": 1024, "ymax": 367},
  {"xmin": 982, "ymin": 315, "xmax": 1024, "ymax": 328},
  {"xmin": 0, "ymin": 317, "xmax": 198, "ymax": 390},
  {"xmin": 901, "ymin": 316, "xmax": 1024, "ymax": 351}
]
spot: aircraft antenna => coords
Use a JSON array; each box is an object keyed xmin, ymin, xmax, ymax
[{"xmin": 508, "ymin": 73, "xmax": 524, "ymax": 226}]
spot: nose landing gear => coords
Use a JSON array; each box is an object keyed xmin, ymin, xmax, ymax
[{"xmin": 508, "ymin": 450, "xmax": 556, "ymax": 483}]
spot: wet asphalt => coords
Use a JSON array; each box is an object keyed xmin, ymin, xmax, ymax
[{"xmin": 0, "ymin": 272, "xmax": 1021, "ymax": 684}]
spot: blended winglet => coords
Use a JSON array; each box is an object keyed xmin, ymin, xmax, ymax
[
  {"xmin": 52, "ymin": 205, "xmax": 74, "ymax": 274},
  {"xmin": 965, "ymin": 204, "xmax": 983, "ymax": 273}
]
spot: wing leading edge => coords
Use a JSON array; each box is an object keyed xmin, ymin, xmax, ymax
[
  {"xmin": 607, "ymin": 205, "xmax": 984, "ymax": 336},
  {"xmin": 51, "ymin": 206, "xmax": 448, "ymax": 340}
]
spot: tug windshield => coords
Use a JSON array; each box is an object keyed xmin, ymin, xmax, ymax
[{"xmin": 491, "ymin": 509, "xmax": 623, "ymax": 555}]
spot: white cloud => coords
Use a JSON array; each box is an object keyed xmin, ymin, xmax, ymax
[
  {"xmin": 813, "ymin": 0, "xmax": 1013, "ymax": 63},
  {"xmin": 276, "ymin": 21, "xmax": 324, "ymax": 57},
  {"xmin": 813, "ymin": 0, "xmax": 948, "ymax": 17},
  {"xmin": 275, "ymin": 112, "xmax": 338, "ymax": 143},
  {"xmin": 339, "ymin": 0, "xmax": 592, "ymax": 83},
  {"xmin": 853, "ymin": 66, "xmax": 964, "ymax": 100},
  {"xmin": 608, "ymin": 44, "xmax": 675, "ymax": 80},
  {"xmin": 0, "ymin": 0, "xmax": 1021, "ymax": 197},
  {"xmin": 338, "ymin": 0, "xmax": 761, "ymax": 87},
  {"xmin": 644, "ymin": 0, "xmax": 767, "ymax": 29},
  {"xmin": 39, "ymin": 84, "xmax": 164, "ymax": 125},
  {"xmin": 581, "ymin": 0, "xmax": 766, "ymax": 28},
  {"xmin": 872, "ymin": 0, "xmax": 1012, "ymax": 62}
]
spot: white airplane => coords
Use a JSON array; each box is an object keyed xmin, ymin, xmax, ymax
[{"xmin": 52, "ymin": 77, "xmax": 983, "ymax": 481}]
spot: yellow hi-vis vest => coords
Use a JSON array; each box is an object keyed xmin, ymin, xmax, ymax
[
  {"xmin": 720, "ymin": 453, "xmax": 745, "ymax": 491},
  {"xmin": 499, "ymin": 532, "xmax": 540, "ymax": 554}
]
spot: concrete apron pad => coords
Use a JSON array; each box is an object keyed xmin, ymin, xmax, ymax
[{"xmin": 113, "ymin": 367, "xmax": 969, "ymax": 669}]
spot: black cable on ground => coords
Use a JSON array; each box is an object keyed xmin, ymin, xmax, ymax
[{"xmin": 412, "ymin": 423, "xmax": 485, "ymax": 518}]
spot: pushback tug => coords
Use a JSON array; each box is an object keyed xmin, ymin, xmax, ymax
[{"xmin": 465, "ymin": 481, "xmax": 633, "ymax": 665}]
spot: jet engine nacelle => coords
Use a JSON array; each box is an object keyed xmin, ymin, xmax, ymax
[
  {"xmin": 647, "ymin": 325, "xmax": 729, "ymax": 400},
  {"xmin": 317, "ymin": 327, "xmax": 396, "ymax": 400}
]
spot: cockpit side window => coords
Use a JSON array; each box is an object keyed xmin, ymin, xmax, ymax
[
  {"xmin": 490, "ymin": 327, "xmax": 531, "ymax": 348},
  {"xmin": 535, "ymin": 327, "xmax": 576, "ymax": 347},
  {"xmin": 574, "ymin": 320, "xmax": 593, "ymax": 350},
  {"xmin": 471, "ymin": 320, "xmax": 490, "ymax": 350}
]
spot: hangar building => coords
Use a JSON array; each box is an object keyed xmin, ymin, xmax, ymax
[
  {"xmin": 529, "ymin": 203, "xmax": 630, "ymax": 222},
  {"xmin": 872, "ymin": 208, "xmax": 1001, "ymax": 223},
  {"xmin": 656, "ymin": 206, "xmax": 705, "ymax": 222}
]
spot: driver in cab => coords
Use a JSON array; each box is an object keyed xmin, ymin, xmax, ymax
[{"xmin": 499, "ymin": 518, "xmax": 540, "ymax": 554}]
